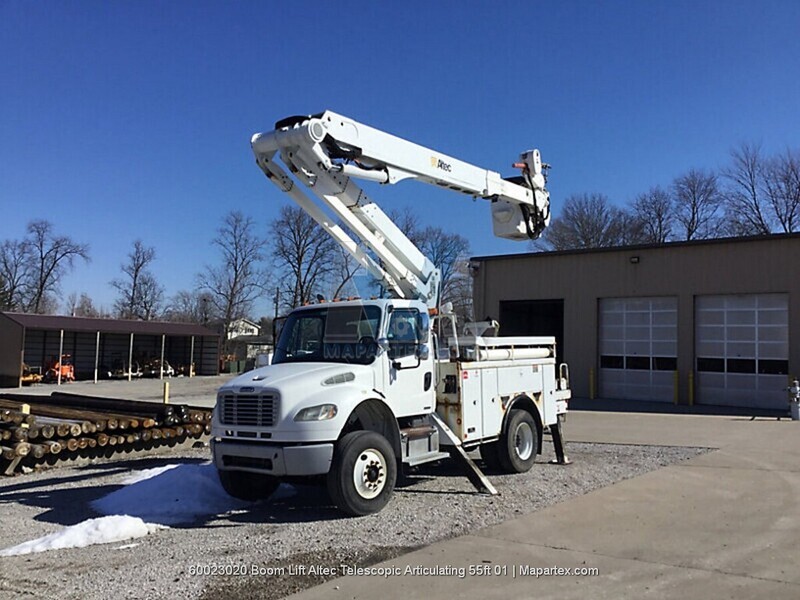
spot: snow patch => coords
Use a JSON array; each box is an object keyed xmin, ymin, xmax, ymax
[
  {"xmin": 92, "ymin": 462, "xmax": 251, "ymax": 525},
  {"xmin": 1, "ymin": 461, "xmax": 276, "ymax": 557},
  {"xmin": 0, "ymin": 516, "xmax": 163, "ymax": 556}
]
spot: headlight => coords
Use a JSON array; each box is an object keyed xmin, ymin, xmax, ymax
[{"xmin": 294, "ymin": 404, "xmax": 338, "ymax": 421}]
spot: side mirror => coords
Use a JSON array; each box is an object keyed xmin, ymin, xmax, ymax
[
  {"xmin": 376, "ymin": 337, "xmax": 390, "ymax": 355},
  {"xmin": 415, "ymin": 344, "xmax": 430, "ymax": 361}
]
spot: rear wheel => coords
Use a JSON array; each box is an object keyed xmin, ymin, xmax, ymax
[
  {"xmin": 497, "ymin": 409, "xmax": 538, "ymax": 473},
  {"xmin": 327, "ymin": 431, "xmax": 397, "ymax": 516},
  {"xmin": 219, "ymin": 470, "xmax": 280, "ymax": 501}
]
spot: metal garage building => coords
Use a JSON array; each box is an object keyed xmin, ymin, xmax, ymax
[
  {"xmin": 471, "ymin": 233, "xmax": 798, "ymax": 411},
  {"xmin": 0, "ymin": 313, "xmax": 220, "ymax": 387}
]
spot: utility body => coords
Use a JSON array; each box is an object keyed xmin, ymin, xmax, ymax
[{"xmin": 212, "ymin": 111, "xmax": 570, "ymax": 515}]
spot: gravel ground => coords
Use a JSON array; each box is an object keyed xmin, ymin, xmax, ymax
[{"xmin": 0, "ymin": 441, "xmax": 707, "ymax": 600}]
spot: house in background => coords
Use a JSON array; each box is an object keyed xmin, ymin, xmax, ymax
[
  {"xmin": 226, "ymin": 318, "xmax": 261, "ymax": 339},
  {"xmin": 213, "ymin": 318, "xmax": 272, "ymax": 373}
]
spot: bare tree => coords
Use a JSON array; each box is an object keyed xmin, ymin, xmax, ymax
[
  {"xmin": 442, "ymin": 258, "xmax": 473, "ymax": 322},
  {"xmin": 389, "ymin": 207, "xmax": 424, "ymax": 247},
  {"xmin": 25, "ymin": 220, "xmax": 90, "ymax": 314},
  {"xmin": 136, "ymin": 272, "xmax": 164, "ymax": 320},
  {"xmin": 632, "ymin": 186, "xmax": 674, "ymax": 243},
  {"xmin": 65, "ymin": 292, "xmax": 79, "ymax": 316},
  {"xmin": 538, "ymin": 193, "xmax": 634, "ymax": 250},
  {"xmin": 383, "ymin": 209, "xmax": 472, "ymax": 314},
  {"xmin": 721, "ymin": 143, "xmax": 772, "ymax": 236},
  {"xmin": 163, "ymin": 290, "xmax": 216, "ymax": 324},
  {"xmin": 0, "ymin": 239, "xmax": 32, "ymax": 311},
  {"xmin": 66, "ymin": 292, "xmax": 103, "ymax": 317},
  {"xmin": 673, "ymin": 169, "xmax": 722, "ymax": 241},
  {"xmin": 270, "ymin": 205, "xmax": 335, "ymax": 309},
  {"xmin": 111, "ymin": 240, "xmax": 164, "ymax": 320},
  {"xmin": 327, "ymin": 247, "xmax": 360, "ymax": 300},
  {"xmin": 418, "ymin": 226, "xmax": 471, "ymax": 305},
  {"xmin": 763, "ymin": 149, "xmax": 800, "ymax": 233},
  {"xmin": 0, "ymin": 272, "xmax": 9, "ymax": 311},
  {"xmin": 199, "ymin": 211, "xmax": 267, "ymax": 343}
]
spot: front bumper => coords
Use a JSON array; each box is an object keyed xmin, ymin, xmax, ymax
[{"xmin": 211, "ymin": 439, "xmax": 334, "ymax": 476}]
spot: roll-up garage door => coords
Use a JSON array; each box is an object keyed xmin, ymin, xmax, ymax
[
  {"xmin": 599, "ymin": 297, "xmax": 678, "ymax": 401},
  {"xmin": 695, "ymin": 294, "xmax": 788, "ymax": 409}
]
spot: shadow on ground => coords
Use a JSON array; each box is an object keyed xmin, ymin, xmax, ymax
[{"xmin": 571, "ymin": 396, "xmax": 788, "ymax": 418}]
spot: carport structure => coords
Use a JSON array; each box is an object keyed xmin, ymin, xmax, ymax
[{"xmin": 0, "ymin": 313, "xmax": 220, "ymax": 387}]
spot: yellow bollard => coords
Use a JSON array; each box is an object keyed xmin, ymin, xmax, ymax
[
  {"xmin": 688, "ymin": 371, "xmax": 695, "ymax": 407},
  {"xmin": 163, "ymin": 381, "xmax": 170, "ymax": 405},
  {"xmin": 673, "ymin": 371, "xmax": 679, "ymax": 405}
]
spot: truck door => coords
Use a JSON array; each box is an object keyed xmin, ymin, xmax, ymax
[{"xmin": 384, "ymin": 307, "xmax": 435, "ymax": 417}]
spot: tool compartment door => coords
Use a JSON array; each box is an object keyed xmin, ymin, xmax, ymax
[
  {"xmin": 480, "ymin": 367, "xmax": 502, "ymax": 438},
  {"xmin": 496, "ymin": 363, "xmax": 543, "ymax": 397},
  {"xmin": 459, "ymin": 369, "xmax": 484, "ymax": 443}
]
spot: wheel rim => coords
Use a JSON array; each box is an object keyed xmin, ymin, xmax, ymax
[
  {"xmin": 352, "ymin": 449, "xmax": 387, "ymax": 500},
  {"xmin": 513, "ymin": 422, "xmax": 534, "ymax": 461}
]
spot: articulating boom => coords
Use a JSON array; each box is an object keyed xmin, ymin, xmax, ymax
[{"xmin": 251, "ymin": 110, "xmax": 550, "ymax": 310}]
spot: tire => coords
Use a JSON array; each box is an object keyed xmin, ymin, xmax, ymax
[
  {"xmin": 479, "ymin": 442, "xmax": 502, "ymax": 471},
  {"xmin": 327, "ymin": 431, "xmax": 397, "ymax": 516},
  {"xmin": 219, "ymin": 469, "xmax": 280, "ymax": 501},
  {"xmin": 497, "ymin": 409, "xmax": 538, "ymax": 473}
]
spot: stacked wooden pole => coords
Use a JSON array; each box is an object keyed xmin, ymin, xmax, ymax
[{"xmin": 0, "ymin": 392, "xmax": 211, "ymax": 475}]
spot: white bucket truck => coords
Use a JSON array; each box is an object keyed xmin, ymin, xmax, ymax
[{"xmin": 212, "ymin": 111, "xmax": 571, "ymax": 515}]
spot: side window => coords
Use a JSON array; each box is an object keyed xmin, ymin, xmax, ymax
[{"xmin": 387, "ymin": 309, "xmax": 421, "ymax": 359}]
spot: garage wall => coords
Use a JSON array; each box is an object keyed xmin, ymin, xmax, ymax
[{"xmin": 473, "ymin": 234, "xmax": 800, "ymax": 406}]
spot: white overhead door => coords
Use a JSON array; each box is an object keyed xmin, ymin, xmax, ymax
[
  {"xmin": 599, "ymin": 297, "xmax": 678, "ymax": 402},
  {"xmin": 695, "ymin": 294, "xmax": 788, "ymax": 409}
]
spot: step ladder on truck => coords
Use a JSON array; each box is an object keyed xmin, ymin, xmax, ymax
[{"xmin": 211, "ymin": 111, "xmax": 572, "ymax": 516}]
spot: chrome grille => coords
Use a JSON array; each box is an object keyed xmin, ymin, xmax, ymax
[{"xmin": 219, "ymin": 392, "xmax": 279, "ymax": 427}]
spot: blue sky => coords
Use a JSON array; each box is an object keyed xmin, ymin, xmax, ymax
[{"xmin": 2, "ymin": 1, "xmax": 799, "ymax": 317}]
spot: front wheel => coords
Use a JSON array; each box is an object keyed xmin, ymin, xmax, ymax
[
  {"xmin": 219, "ymin": 470, "xmax": 280, "ymax": 501},
  {"xmin": 497, "ymin": 409, "xmax": 538, "ymax": 473},
  {"xmin": 327, "ymin": 431, "xmax": 397, "ymax": 516}
]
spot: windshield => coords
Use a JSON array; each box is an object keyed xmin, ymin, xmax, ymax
[{"xmin": 273, "ymin": 305, "xmax": 382, "ymax": 365}]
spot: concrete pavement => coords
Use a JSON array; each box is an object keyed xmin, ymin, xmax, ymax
[
  {"xmin": 8, "ymin": 381, "xmax": 800, "ymax": 597},
  {"xmin": 289, "ymin": 411, "xmax": 800, "ymax": 599}
]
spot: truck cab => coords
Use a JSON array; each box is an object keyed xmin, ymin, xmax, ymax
[{"xmin": 212, "ymin": 299, "xmax": 437, "ymax": 514}]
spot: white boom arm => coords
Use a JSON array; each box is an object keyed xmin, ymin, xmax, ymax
[{"xmin": 251, "ymin": 110, "xmax": 551, "ymax": 309}]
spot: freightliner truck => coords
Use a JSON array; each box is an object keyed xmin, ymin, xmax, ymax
[{"xmin": 211, "ymin": 111, "xmax": 571, "ymax": 515}]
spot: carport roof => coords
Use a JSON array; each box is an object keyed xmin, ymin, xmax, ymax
[{"xmin": 0, "ymin": 312, "xmax": 218, "ymax": 337}]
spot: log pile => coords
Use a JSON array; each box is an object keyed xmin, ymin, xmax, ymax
[{"xmin": 0, "ymin": 392, "xmax": 211, "ymax": 475}]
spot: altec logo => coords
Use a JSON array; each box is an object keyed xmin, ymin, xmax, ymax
[{"xmin": 430, "ymin": 156, "xmax": 452, "ymax": 172}]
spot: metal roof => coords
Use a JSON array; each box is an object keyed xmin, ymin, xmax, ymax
[
  {"xmin": 0, "ymin": 312, "xmax": 218, "ymax": 337},
  {"xmin": 470, "ymin": 231, "xmax": 800, "ymax": 263}
]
